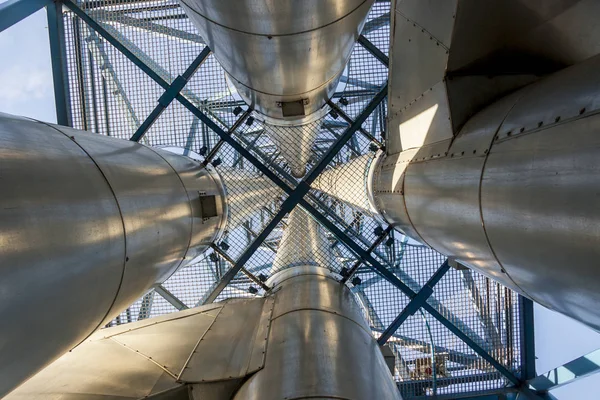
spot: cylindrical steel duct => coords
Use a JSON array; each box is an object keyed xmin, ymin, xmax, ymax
[
  {"xmin": 234, "ymin": 266, "xmax": 402, "ymax": 400},
  {"xmin": 372, "ymin": 55, "xmax": 600, "ymax": 331},
  {"xmin": 178, "ymin": 0, "xmax": 374, "ymax": 121},
  {"xmin": 271, "ymin": 207, "xmax": 336, "ymax": 274},
  {"xmin": 312, "ymin": 152, "xmax": 381, "ymax": 215},
  {"xmin": 0, "ymin": 113, "xmax": 227, "ymax": 397},
  {"xmin": 220, "ymin": 167, "xmax": 282, "ymax": 229}
]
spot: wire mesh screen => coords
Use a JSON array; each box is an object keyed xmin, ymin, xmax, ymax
[{"xmin": 61, "ymin": 1, "xmax": 523, "ymax": 398}]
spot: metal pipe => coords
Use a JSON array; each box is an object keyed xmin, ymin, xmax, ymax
[
  {"xmin": 178, "ymin": 0, "xmax": 375, "ymax": 121},
  {"xmin": 234, "ymin": 266, "xmax": 402, "ymax": 400},
  {"xmin": 312, "ymin": 152, "xmax": 380, "ymax": 215},
  {"xmin": 271, "ymin": 207, "xmax": 336, "ymax": 273},
  {"xmin": 0, "ymin": 112, "xmax": 227, "ymax": 397},
  {"xmin": 372, "ymin": 54, "xmax": 600, "ymax": 332}
]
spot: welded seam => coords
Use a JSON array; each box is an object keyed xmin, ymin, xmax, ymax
[
  {"xmin": 100, "ymin": 305, "xmax": 222, "ymax": 339},
  {"xmin": 396, "ymin": 9, "xmax": 450, "ymax": 51},
  {"xmin": 477, "ymin": 95, "xmax": 534, "ymax": 299},
  {"xmin": 108, "ymin": 336, "xmax": 179, "ymax": 380},
  {"xmin": 271, "ymin": 307, "xmax": 373, "ymax": 337},
  {"xmin": 177, "ymin": 305, "xmax": 224, "ymax": 381},
  {"xmin": 144, "ymin": 146, "xmax": 197, "ymax": 270},
  {"xmin": 36, "ymin": 119, "xmax": 130, "ymax": 348},
  {"xmin": 179, "ymin": 0, "xmax": 373, "ymax": 38},
  {"xmin": 224, "ymin": 57, "xmax": 349, "ymax": 99}
]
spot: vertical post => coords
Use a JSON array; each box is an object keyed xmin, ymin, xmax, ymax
[
  {"xmin": 519, "ymin": 296, "xmax": 536, "ymax": 380},
  {"xmin": 46, "ymin": 1, "xmax": 72, "ymax": 126}
]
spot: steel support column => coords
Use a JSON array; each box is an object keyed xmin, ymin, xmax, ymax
[
  {"xmin": 47, "ymin": 1, "xmax": 72, "ymax": 126},
  {"xmin": 520, "ymin": 296, "xmax": 536, "ymax": 380},
  {"xmin": 59, "ymin": 6, "xmax": 531, "ymax": 393}
]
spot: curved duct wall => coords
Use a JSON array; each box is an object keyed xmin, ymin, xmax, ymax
[
  {"xmin": 235, "ymin": 266, "xmax": 401, "ymax": 400},
  {"xmin": 271, "ymin": 208, "xmax": 336, "ymax": 273},
  {"xmin": 372, "ymin": 55, "xmax": 600, "ymax": 331},
  {"xmin": 0, "ymin": 113, "xmax": 227, "ymax": 397},
  {"xmin": 312, "ymin": 152, "xmax": 381, "ymax": 215},
  {"xmin": 178, "ymin": 0, "xmax": 374, "ymax": 121}
]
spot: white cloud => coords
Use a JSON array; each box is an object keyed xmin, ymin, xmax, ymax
[{"xmin": 0, "ymin": 65, "xmax": 53, "ymax": 102}]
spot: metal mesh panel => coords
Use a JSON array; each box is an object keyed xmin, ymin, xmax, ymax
[{"xmin": 61, "ymin": 2, "xmax": 524, "ymax": 398}]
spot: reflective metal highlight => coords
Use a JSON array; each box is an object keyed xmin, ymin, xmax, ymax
[
  {"xmin": 374, "ymin": 54, "xmax": 600, "ymax": 332},
  {"xmin": 0, "ymin": 113, "xmax": 226, "ymax": 397},
  {"xmin": 178, "ymin": 0, "xmax": 374, "ymax": 120},
  {"xmin": 234, "ymin": 266, "xmax": 402, "ymax": 400}
]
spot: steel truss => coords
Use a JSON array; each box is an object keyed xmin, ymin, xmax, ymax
[{"xmin": 0, "ymin": 0, "xmax": 569, "ymax": 398}]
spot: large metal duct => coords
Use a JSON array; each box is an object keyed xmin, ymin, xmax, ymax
[
  {"xmin": 234, "ymin": 266, "xmax": 402, "ymax": 400},
  {"xmin": 0, "ymin": 113, "xmax": 227, "ymax": 397},
  {"xmin": 271, "ymin": 207, "xmax": 336, "ymax": 273},
  {"xmin": 312, "ymin": 153, "xmax": 380, "ymax": 215},
  {"xmin": 219, "ymin": 167, "xmax": 282, "ymax": 229},
  {"xmin": 372, "ymin": 54, "xmax": 600, "ymax": 331},
  {"xmin": 5, "ymin": 269, "xmax": 402, "ymax": 400},
  {"xmin": 178, "ymin": 0, "xmax": 374, "ymax": 121}
]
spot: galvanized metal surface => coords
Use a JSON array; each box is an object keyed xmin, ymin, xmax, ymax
[
  {"xmin": 271, "ymin": 208, "xmax": 336, "ymax": 273},
  {"xmin": 178, "ymin": 0, "xmax": 375, "ymax": 120},
  {"xmin": 375, "ymin": 54, "xmax": 600, "ymax": 331},
  {"xmin": 179, "ymin": 298, "xmax": 273, "ymax": 382},
  {"xmin": 41, "ymin": 1, "xmax": 534, "ymax": 396},
  {"xmin": 234, "ymin": 266, "xmax": 402, "ymax": 400},
  {"xmin": 220, "ymin": 168, "xmax": 282, "ymax": 230},
  {"xmin": 0, "ymin": 113, "xmax": 226, "ymax": 397},
  {"xmin": 5, "ymin": 298, "xmax": 273, "ymax": 399},
  {"xmin": 312, "ymin": 153, "xmax": 378, "ymax": 214}
]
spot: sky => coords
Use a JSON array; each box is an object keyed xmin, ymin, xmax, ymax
[{"xmin": 1, "ymin": 4, "xmax": 600, "ymax": 399}]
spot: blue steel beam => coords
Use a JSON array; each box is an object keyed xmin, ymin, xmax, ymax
[
  {"xmin": 0, "ymin": 0, "xmax": 51, "ymax": 32},
  {"xmin": 47, "ymin": 1, "xmax": 72, "ymax": 126},
  {"xmin": 202, "ymin": 108, "xmax": 253, "ymax": 165},
  {"xmin": 64, "ymin": 5, "xmax": 528, "ymax": 391},
  {"xmin": 377, "ymin": 259, "xmax": 451, "ymax": 345},
  {"xmin": 358, "ymin": 34, "xmax": 389, "ymax": 66},
  {"xmin": 341, "ymin": 225, "xmax": 393, "ymax": 283},
  {"xmin": 362, "ymin": 12, "xmax": 390, "ymax": 35},
  {"xmin": 297, "ymin": 199, "xmax": 522, "ymax": 386},
  {"xmin": 200, "ymin": 87, "xmax": 389, "ymax": 302},
  {"xmin": 154, "ymin": 284, "xmax": 188, "ymax": 311},
  {"xmin": 528, "ymin": 348, "xmax": 600, "ymax": 392},
  {"xmin": 130, "ymin": 46, "xmax": 211, "ymax": 142},
  {"xmin": 520, "ymin": 296, "xmax": 536, "ymax": 380}
]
